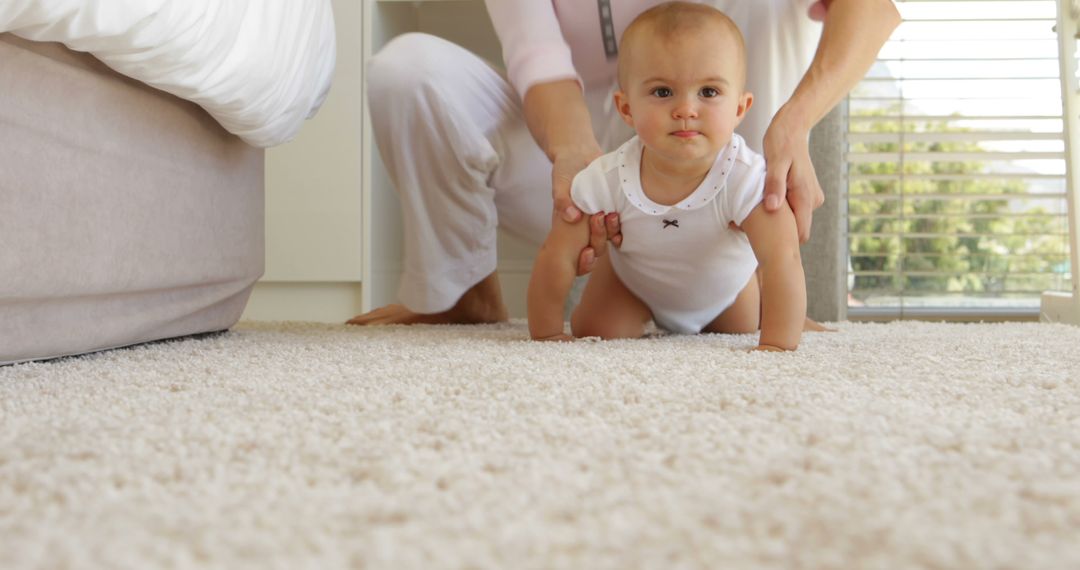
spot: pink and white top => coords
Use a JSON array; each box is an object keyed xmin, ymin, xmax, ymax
[
  {"xmin": 485, "ymin": 0, "xmax": 826, "ymax": 99},
  {"xmin": 483, "ymin": 0, "xmax": 826, "ymax": 150}
]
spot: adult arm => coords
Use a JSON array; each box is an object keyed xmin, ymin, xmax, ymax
[
  {"xmin": 485, "ymin": 0, "xmax": 602, "ymax": 222},
  {"xmin": 763, "ymin": 0, "xmax": 901, "ymax": 242},
  {"xmin": 522, "ymin": 79, "xmax": 603, "ymax": 224},
  {"xmin": 523, "ymin": 81, "xmax": 625, "ymax": 272},
  {"xmin": 485, "ymin": 0, "xmax": 621, "ymax": 273}
]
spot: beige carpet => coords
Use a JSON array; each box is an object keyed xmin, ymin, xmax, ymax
[{"xmin": 2, "ymin": 320, "xmax": 1079, "ymax": 569}]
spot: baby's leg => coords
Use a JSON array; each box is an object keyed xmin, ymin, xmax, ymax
[
  {"xmin": 571, "ymin": 256, "xmax": 653, "ymax": 339},
  {"xmin": 704, "ymin": 270, "xmax": 833, "ymax": 334},
  {"xmin": 703, "ymin": 273, "xmax": 761, "ymax": 334}
]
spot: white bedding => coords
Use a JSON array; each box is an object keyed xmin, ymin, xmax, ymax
[{"xmin": 0, "ymin": 0, "xmax": 336, "ymax": 148}]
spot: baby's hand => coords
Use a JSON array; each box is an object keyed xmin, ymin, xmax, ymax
[
  {"xmin": 535, "ymin": 333, "xmax": 576, "ymax": 343},
  {"xmin": 751, "ymin": 344, "xmax": 789, "ymax": 353}
]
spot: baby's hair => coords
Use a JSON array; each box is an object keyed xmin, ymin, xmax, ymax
[{"xmin": 616, "ymin": 2, "xmax": 746, "ymax": 89}]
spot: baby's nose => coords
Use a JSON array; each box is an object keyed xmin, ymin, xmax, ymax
[{"xmin": 672, "ymin": 100, "xmax": 698, "ymax": 119}]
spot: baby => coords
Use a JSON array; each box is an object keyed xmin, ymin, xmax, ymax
[{"xmin": 527, "ymin": 1, "xmax": 808, "ymax": 351}]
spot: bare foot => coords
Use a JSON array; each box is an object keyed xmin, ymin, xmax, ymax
[
  {"xmin": 804, "ymin": 318, "xmax": 837, "ymax": 332},
  {"xmin": 346, "ymin": 272, "xmax": 508, "ymax": 326}
]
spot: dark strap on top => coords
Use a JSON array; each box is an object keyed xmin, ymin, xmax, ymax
[{"xmin": 598, "ymin": 0, "xmax": 618, "ymax": 59}]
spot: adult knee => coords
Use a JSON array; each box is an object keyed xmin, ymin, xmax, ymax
[{"xmin": 367, "ymin": 33, "xmax": 460, "ymax": 109}]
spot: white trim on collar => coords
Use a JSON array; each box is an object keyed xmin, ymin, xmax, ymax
[{"xmin": 616, "ymin": 135, "xmax": 739, "ymax": 215}]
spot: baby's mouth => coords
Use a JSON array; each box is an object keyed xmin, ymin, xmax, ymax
[{"xmin": 671, "ymin": 130, "xmax": 701, "ymax": 139}]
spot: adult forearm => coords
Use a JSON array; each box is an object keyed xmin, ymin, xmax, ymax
[
  {"xmin": 758, "ymin": 253, "xmax": 807, "ymax": 351},
  {"xmin": 781, "ymin": 0, "xmax": 901, "ymax": 130},
  {"xmin": 522, "ymin": 79, "xmax": 602, "ymax": 162}
]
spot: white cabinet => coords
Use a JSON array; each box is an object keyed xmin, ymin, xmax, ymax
[
  {"xmin": 242, "ymin": 0, "xmax": 365, "ymax": 322},
  {"xmin": 265, "ymin": 0, "xmax": 364, "ymax": 283}
]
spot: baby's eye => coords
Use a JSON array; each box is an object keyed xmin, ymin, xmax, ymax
[
  {"xmin": 651, "ymin": 87, "xmax": 673, "ymax": 98},
  {"xmin": 700, "ymin": 87, "xmax": 720, "ymax": 98}
]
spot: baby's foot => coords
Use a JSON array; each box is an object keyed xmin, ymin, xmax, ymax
[{"xmin": 803, "ymin": 318, "xmax": 837, "ymax": 332}]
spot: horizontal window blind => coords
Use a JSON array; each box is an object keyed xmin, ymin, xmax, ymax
[{"xmin": 846, "ymin": 0, "xmax": 1073, "ymax": 317}]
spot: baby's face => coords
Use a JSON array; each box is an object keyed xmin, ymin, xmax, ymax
[{"xmin": 616, "ymin": 26, "xmax": 750, "ymax": 166}]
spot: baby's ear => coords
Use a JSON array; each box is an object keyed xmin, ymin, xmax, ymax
[
  {"xmin": 735, "ymin": 91, "xmax": 754, "ymax": 124},
  {"xmin": 613, "ymin": 91, "xmax": 635, "ymax": 128}
]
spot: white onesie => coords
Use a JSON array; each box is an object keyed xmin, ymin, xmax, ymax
[{"xmin": 570, "ymin": 134, "xmax": 766, "ymax": 334}]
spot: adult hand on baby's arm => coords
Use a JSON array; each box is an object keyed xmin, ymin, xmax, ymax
[
  {"xmin": 523, "ymin": 79, "xmax": 622, "ymax": 276},
  {"xmin": 551, "ymin": 145, "xmax": 602, "ymax": 222},
  {"xmin": 760, "ymin": 0, "xmax": 901, "ymax": 243},
  {"xmin": 577, "ymin": 212, "xmax": 623, "ymax": 275},
  {"xmin": 761, "ymin": 109, "xmax": 823, "ymax": 244},
  {"xmin": 530, "ymin": 79, "xmax": 607, "ymax": 272},
  {"xmin": 552, "ymin": 151, "xmax": 624, "ymax": 276}
]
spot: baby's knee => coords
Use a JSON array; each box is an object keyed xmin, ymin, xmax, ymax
[
  {"xmin": 571, "ymin": 312, "xmax": 645, "ymax": 340},
  {"xmin": 719, "ymin": 316, "xmax": 759, "ymax": 335},
  {"xmin": 705, "ymin": 308, "xmax": 759, "ymax": 335}
]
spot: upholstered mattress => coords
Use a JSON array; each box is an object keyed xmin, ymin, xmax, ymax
[{"xmin": 0, "ymin": 35, "xmax": 264, "ymax": 364}]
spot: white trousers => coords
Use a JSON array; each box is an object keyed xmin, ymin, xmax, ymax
[
  {"xmin": 369, "ymin": 18, "xmax": 816, "ymax": 313},
  {"xmin": 368, "ymin": 33, "xmax": 631, "ymax": 312}
]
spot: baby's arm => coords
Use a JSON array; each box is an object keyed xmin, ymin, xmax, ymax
[
  {"xmin": 527, "ymin": 213, "xmax": 591, "ymax": 340},
  {"xmin": 740, "ymin": 202, "xmax": 807, "ymax": 351}
]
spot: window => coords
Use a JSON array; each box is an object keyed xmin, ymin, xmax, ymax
[{"xmin": 846, "ymin": 0, "xmax": 1073, "ymax": 318}]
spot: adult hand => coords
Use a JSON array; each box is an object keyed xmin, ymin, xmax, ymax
[
  {"xmin": 550, "ymin": 145, "xmax": 602, "ymax": 224},
  {"xmin": 576, "ymin": 212, "xmax": 623, "ymax": 275},
  {"xmin": 761, "ymin": 109, "xmax": 824, "ymax": 243},
  {"xmin": 550, "ymin": 147, "xmax": 623, "ymax": 275}
]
